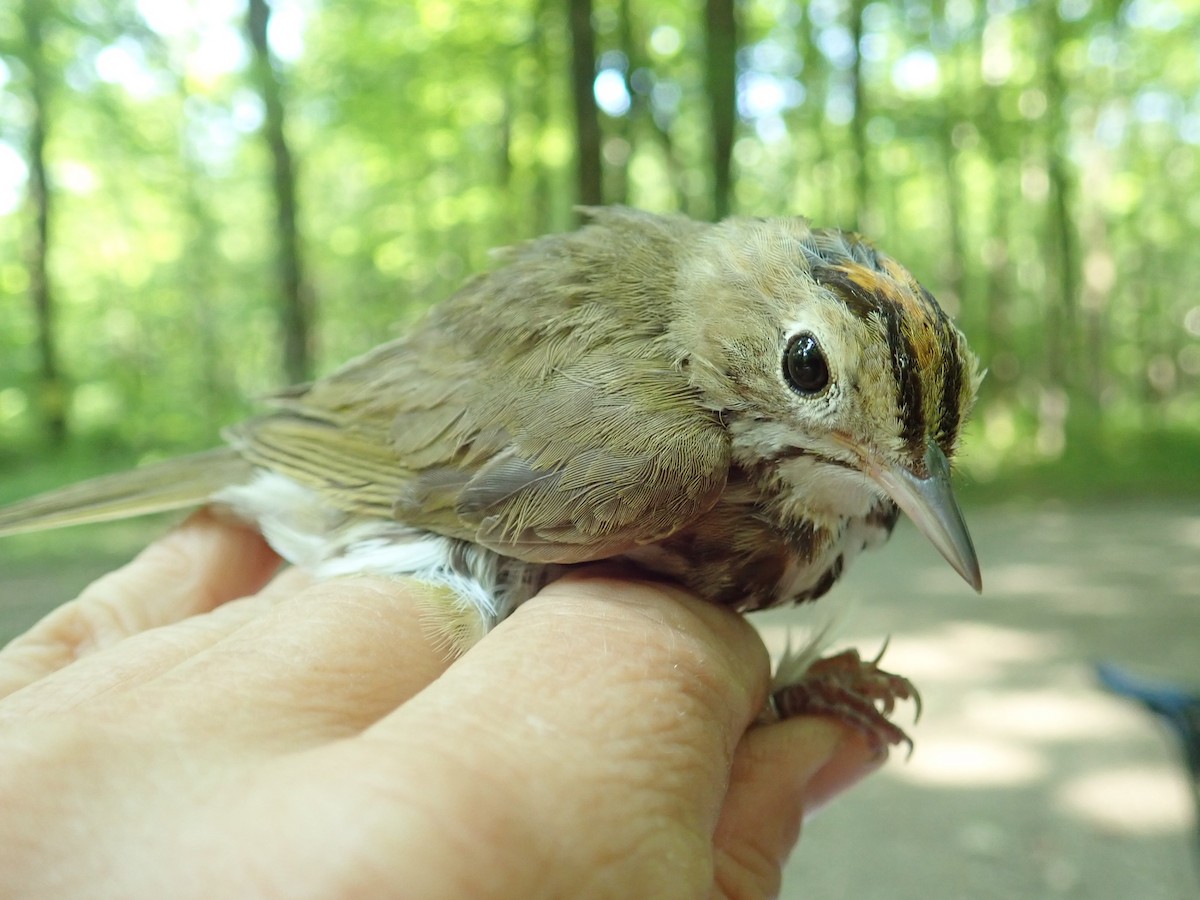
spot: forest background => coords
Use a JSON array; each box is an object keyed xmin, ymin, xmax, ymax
[{"xmin": 1, "ymin": 0, "xmax": 1199, "ymax": 503}]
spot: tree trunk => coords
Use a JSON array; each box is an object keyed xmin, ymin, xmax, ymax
[
  {"xmin": 848, "ymin": 0, "xmax": 869, "ymax": 231},
  {"xmin": 618, "ymin": 0, "xmax": 685, "ymax": 213},
  {"xmin": 609, "ymin": 0, "xmax": 636, "ymax": 206},
  {"xmin": 19, "ymin": 0, "xmax": 67, "ymax": 445},
  {"xmin": 567, "ymin": 0, "xmax": 603, "ymax": 211},
  {"xmin": 529, "ymin": 0, "xmax": 557, "ymax": 233},
  {"xmin": 246, "ymin": 0, "xmax": 312, "ymax": 384},
  {"xmin": 982, "ymin": 161, "xmax": 1015, "ymax": 386},
  {"xmin": 1041, "ymin": 3, "xmax": 1078, "ymax": 391},
  {"xmin": 704, "ymin": 0, "xmax": 736, "ymax": 219},
  {"xmin": 791, "ymin": 6, "xmax": 835, "ymax": 222},
  {"xmin": 939, "ymin": 53, "xmax": 966, "ymax": 315}
]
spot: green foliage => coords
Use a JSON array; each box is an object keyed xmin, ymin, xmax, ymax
[
  {"xmin": 0, "ymin": 0, "xmax": 1198, "ymax": 497},
  {"xmin": 961, "ymin": 419, "xmax": 1200, "ymax": 502}
]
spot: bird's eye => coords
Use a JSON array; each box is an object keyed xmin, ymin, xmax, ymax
[{"xmin": 783, "ymin": 333, "xmax": 829, "ymax": 395}]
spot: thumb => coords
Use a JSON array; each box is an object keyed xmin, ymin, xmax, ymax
[{"xmin": 712, "ymin": 718, "xmax": 884, "ymax": 899}]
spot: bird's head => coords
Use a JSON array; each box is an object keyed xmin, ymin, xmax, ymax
[{"xmin": 670, "ymin": 216, "xmax": 984, "ymax": 590}]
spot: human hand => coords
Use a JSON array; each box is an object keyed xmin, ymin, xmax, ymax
[{"xmin": 0, "ymin": 512, "xmax": 881, "ymax": 899}]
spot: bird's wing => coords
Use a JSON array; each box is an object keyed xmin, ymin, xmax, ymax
[
  {"xmin": 0, "ymin": 448, "xmax": 255, "ymax": 537},
  {"xmin": 230, "ymin": 346, "xmax": 729, "ymax": 564},
  {"xmin": 229, "ymin": 210, "xmax": 730, "ymax": 563},
  {"xmin": 409, "ymin": 350, "xmax": 730, "ymax": 563}
]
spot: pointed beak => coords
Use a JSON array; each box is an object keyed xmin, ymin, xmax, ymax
[{"xmin": 867, "ymin": 440, "xmax": 982, "ymax": 592}]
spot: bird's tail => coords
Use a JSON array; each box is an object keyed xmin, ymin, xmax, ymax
[{"xmin": 0, "ymin": 448, "xmax": 255, "ymax": 537}]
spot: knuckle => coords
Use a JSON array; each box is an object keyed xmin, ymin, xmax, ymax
[
  {"xmin": 714, "ymin": 840, "xmax": 784, "ymax": 900},
  {"xmin": 54, "ymin": 538, "xmax": 198, "ymax": 655}
]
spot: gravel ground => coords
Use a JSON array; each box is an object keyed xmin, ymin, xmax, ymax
[{"xmin": 1, "ymin": 502, "xmax": 1197, "ymax": 898}]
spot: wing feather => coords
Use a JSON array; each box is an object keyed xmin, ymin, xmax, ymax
[{"xmin": 230, "ymin": 208, "xmax": 730, "ymax": 563}]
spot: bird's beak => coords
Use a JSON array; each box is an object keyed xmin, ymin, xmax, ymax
[{"xmin": 866, "ymin": 439, "xmax": 982, "ymax": 592}]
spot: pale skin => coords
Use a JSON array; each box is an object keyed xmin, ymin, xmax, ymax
[{"xmin": 0, "ymin": 512, "xmax": 881, "ymax": 899}]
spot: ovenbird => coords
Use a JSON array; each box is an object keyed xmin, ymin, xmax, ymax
[{"xmin": 0, "ymin": 207, "xmax": 982, "ymax": 747}]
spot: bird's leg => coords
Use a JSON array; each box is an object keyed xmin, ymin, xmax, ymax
[{"xmin": 766, "ymin": 645, "xmax": 921, "ymax": 758}]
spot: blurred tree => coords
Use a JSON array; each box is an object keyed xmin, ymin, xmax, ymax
[
  {"xmin": 617, "ymin": 1, "xmax": 685, "ymax": 211},
  {"xmin": 16, "ymin": 0, "xmax": 66, "ymax": 445},
  {"xmin": 846, "ymin": 0, "xmax": 868, "ymax": 231},
  {"xmin": 246, "ymin": 0, "xmax": 312, "ymax": 384},
  {"xmin": 607, "ymin": 0, "xmax": 636, "ymax": 205},
  {"xmin": 1039, "ymin": 0, "xmax": 1078, "ymax": 395},
  {"xmin": 530, "ymin": 0, "xmax": 561, "ymax": 234},
  {"xmin": 704, "ymin": 0, "xmax": 736, "ymax": 219},
  {"xmin": 568, "ymin": 0, "xmax": 603, "ymax": 208}
]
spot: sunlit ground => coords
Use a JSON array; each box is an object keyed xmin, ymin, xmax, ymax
[
  {"xmin": 753, "ymin": 502, "xmax": 1200, "ymax": 899},
  {"xmin": 1, "ymin": 502, "xmax": 1197, "ymax": 898}
]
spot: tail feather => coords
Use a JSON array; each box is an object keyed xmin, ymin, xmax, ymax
[{"xmin": 0, "ymin": 448, "xmax": 255, "ymax": 537}]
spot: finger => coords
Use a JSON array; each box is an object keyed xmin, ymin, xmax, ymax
[
  {"xmin": 0, "ymin": 510, "xmax": 279, "ymax": 699},
  {"xmin": 711, "ymin": 719, "xmax": 883, "ymax": 898},
  {"xmin": 123, "ymin": 575, "xmax": 461, "ymax": 747},
  {"xmin": 0, "ymin": 569, "xmax": 314, "ymax": 721},
  {"xmin": 798, "ymin": 729, "xmax": 882, "ymax": 818},
  {"xmin": 252, "ymin": 566, "xmax": 316, "ymax": 604},
  {"xmin": 350, "ymin": 576, "xmax": 772, "ymax": 899}
]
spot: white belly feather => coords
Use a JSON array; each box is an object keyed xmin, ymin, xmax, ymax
[{"xmin": 213, "ymin": 472, "xmax": 556, "ymax": 630}]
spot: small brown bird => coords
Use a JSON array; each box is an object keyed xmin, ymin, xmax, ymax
[{"xmin": 0, "ymin": 208, "xmax": 981, "ymax": 748}]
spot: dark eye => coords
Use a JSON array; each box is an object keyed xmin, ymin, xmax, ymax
[{"xmin": 783, "ymin": 333, "xmax": 829, "ymax": 394}]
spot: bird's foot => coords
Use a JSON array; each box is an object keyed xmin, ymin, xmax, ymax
[{"xmin": 767, "ymin": 645, "xmax": 921, "ymax": 758}]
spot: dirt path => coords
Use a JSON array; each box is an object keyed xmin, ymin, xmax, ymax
[
  {"xmin": 2, "ymin": 502, "xmax": 1197, "ymax": 898},
  {"xmin": 765, "ymin": 501, "xmax": 1200, "ymax": 899}
]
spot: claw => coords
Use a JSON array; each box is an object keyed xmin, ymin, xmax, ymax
[{"xmin": 768, "ymin": 646, "xmax": 922, "ymax": 758}]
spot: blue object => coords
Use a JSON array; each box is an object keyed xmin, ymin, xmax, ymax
[{"xmin": 1096, "ymin": 662, "xmax": 1200, "ymax": 868}]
